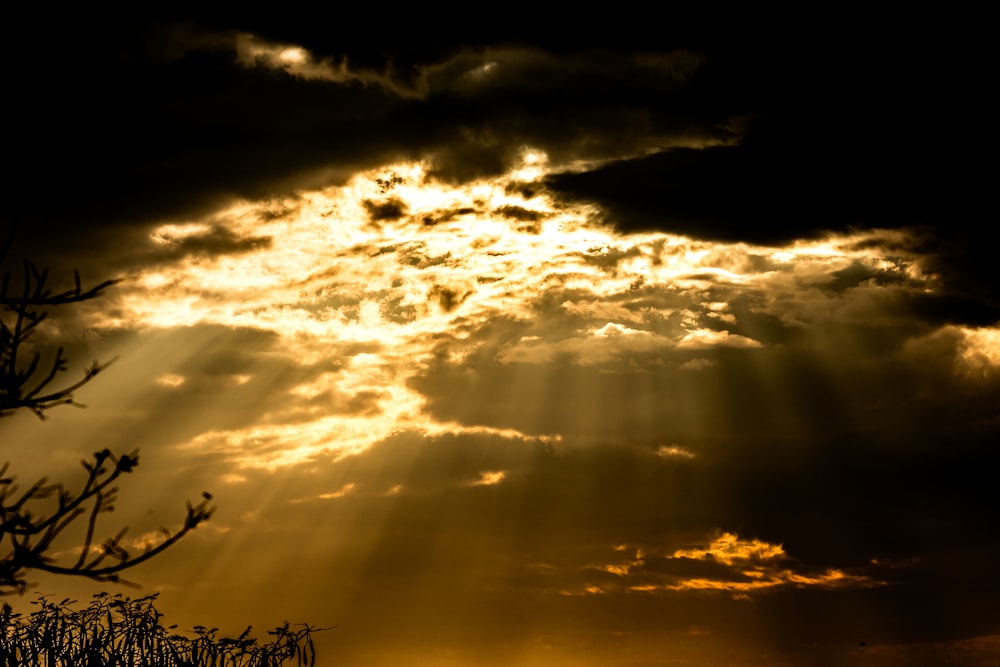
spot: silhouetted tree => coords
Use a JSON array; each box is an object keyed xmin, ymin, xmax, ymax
[{"xmin": 0, "ymin": 235, "xmax": 214, "ymax": 594}]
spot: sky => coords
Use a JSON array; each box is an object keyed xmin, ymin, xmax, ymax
[{"xmin": 2, "ymin": 10, "xmax": 998, "ymax": 667}]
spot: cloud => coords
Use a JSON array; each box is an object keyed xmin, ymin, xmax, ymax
[
  {"xmin": 146, "ymin": 223, "xmax": 271, "ymax": 262},
  {"xmin": 235, "ymin": 34, "xmax": 375, "ymax": 84},
  {"xmin": 290, "ymin": 482, "xmax": 358, "ymax": 503},
  {"xmin": 678, "ymin": 358, "xmax": 715, "ymax": 371},
  {"xmin": 155, "ymin": 373, "xmax": 185, "ymax": 388},
  {"xmin": 470, "ymin": 470, "xmax": 506, "ymax": 486},
  {"xmin": 54, "ymin": 159, "xmax": 988, "ymax": 477},
  {"xmin": 157, "ymin": 26, "xmax": 709, "ymax": 108},
  {"xmin": 955, "ymin": 326, "xmax": 1000, "ymax": 380},
  {"xmin": 422, "ymin": 47, "xmax": 704, "ymax": 99},
  {"xmin": 657, "ymin": 445, "xmax": 696, "ymax": 459},
  {"xmin": 10, "ymin": 18, "xmax": 740, "ymax": 245},
  {"xmin": 898, "ymin": 324, "xmax": 1000, "ymax": 429},
  {"xmin": 672, "ymin": 532, "xmax": 786, "ymax": 566},
  {"xmin": 497, "ymin": 323, "xmax": 763, "ymax": 365},
  {"xmin": 575, "ymin": 533, "xmax": 882, "ymax": 599},
  {"xmin": 497, "ymin": 322, "xmax": 670, "ymax": 365},
  {"xmin": 676, "ymin": 328, "xmax": 763, "ymax": 349}
]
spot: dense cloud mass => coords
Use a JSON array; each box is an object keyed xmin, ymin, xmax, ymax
[{"xmin": 2, "ymin": 10, "xmax": 997, "ymax": 667}]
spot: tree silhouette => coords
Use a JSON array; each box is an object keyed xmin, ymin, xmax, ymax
[{"xmin": 0, "ymin": 236, "xmax": 214, "ymax": 594}]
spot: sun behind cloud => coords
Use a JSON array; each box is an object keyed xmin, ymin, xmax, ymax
[{"xmin": 97, "ymin": 151, "xmax": 956, "ymax": 478}]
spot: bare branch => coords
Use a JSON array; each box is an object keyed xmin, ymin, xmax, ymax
[
  {"xmin": 1, "ymin": 250, "xmax": 120, "ymax": 418},
  {"xmin": 0, "ymin": 244, "xmax": 215, "ymax": 594},
  {"xmin": 1, "ymin": 450, "xmax": 216, "ymax": 594}
]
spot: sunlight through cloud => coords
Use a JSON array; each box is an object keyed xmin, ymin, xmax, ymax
[{"xmin": 101, "ymin": 154, "xmax": 941, "ymax": 473}]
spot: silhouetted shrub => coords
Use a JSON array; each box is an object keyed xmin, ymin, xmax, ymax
[{"xmin": 0, "ymin": 593, "xmax": 325, "ymax": 666}]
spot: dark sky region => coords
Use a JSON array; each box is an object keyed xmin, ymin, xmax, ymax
[{"xmin": 3, "ymin": 9, "xmax": 998, "ymax": 667}]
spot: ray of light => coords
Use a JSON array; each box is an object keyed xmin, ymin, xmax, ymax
[{"xmin": 84, "ymin": 149, "xmax": 942, "ymax": 480}]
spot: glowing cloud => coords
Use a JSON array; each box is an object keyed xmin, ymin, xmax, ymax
[
  {"xmin": 235, "ymin": 34, "xmax": 381, "ymax": 87},
  {"xmin": 672, "ymin": 532, "xmax": 785, "ymax": 565},
  {"xmin": 471, "ymin": 471, "xmax": 506, "ymax": 486},
  {"xmin": 95, "ymin": 153, "xmax": 940, "ymax": 473},
  {"xmin": 957, "ymin": 326, "xmax": 1000, "ymax": 379},
  {"xmin": 155, "ymin": 374, "xmax": 186, "ymax": 388},
  {"xmin": 578, "ymin": 533, "xmax": 882, "ymax": 599},
  {"xmin": 676, "ymin": 328, "xmax": 763, "ymax": 349},
  {"xmin": 657, "ymin": 444, "xmax": 696, "ymax": 459}
]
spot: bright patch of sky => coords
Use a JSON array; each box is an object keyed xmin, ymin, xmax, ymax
[{"xmin": 103, "ymin": 151, "xmax": 941, "ymax": 472}]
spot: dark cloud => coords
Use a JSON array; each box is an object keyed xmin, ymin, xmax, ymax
[
  {"xmin": 492, "ymin": 204, "xmax": 545, "ymax": 222},
  {"xmin": 363, "ymin": 197, "xmax": 408, "ymax": 222},
  {"xmin": 8, "ymin": 11, "xmax": 990, "ymax": 244},
  {"xmin": 5, "ymin": 15, "xmax": 728, "ymax": 240},
  {"xmin": 532, "ymin": 31, "xmax": 996, "ymax": 313},
  {"xmin": 427, "ymin": 284, "xmax": 471, "ymax": 313},
  {"xmin": 422, "ymin": 48, "xmax": 703, "ymax": 98},
  {"xmin": 145, "ymin": 224, "xmax": 271, "ymax": 261},
  {"xmin": 542, "ymin": 112, "xmax": 979, "ymax": 244}
]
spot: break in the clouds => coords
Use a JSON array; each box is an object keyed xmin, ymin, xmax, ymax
[{"xmin": 81, "ymin": 158, "xmax": 982, "ymax": 464}]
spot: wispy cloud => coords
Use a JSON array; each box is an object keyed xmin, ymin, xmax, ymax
[{"xmin": 576, "ymin": 533, "xmax": 883, "ymax": 599}]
